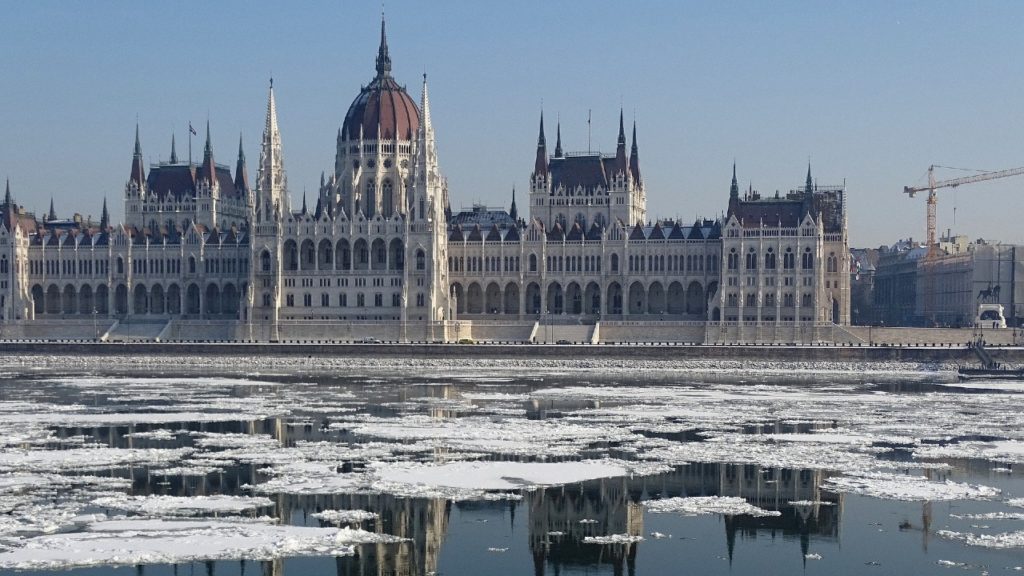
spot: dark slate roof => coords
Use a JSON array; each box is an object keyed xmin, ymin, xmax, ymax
[
  {"xmin": 733, "ymin": 197, "xmax": 804, "ymax": 228},
  {"xmin": 466, "ymin": 225, "xmax": 483, "ymax": 242},
  {"xmin": 648, "ymin": 222, "xmax": 665, "ymax": 240},
  {"xmin": 448, "ymin": 225, "xmax": 464, "ymax": 241},
  {"xmin": 668, "ymin": 222, "xmax": 685, "ymax": 239},
  {"xmin": 146, "ymin": 163, "xmax": 240, "ymax": 201},
  {"xmin": 449, "ymin": 205, "xmax": 517, "ymax": 230},
  {"xmin": 504, "ymin": 225, "xmax": 520, "ymax": 242},
  {"xmin": 629, "ymin": 223, "xmax": 646, "ymax": 240},
  {"xmin": 586, "ymin": 223, "xmax": 603, "ymax": 241},
  {"xmin": 546, "ymin": 222, "xmax": 565, "ymax": 241},
  {"xmin": 485, "ymin": 224, "xmax": 502, "ymax": 242},
  {"xmin": 566, "ymin": 222, "xmax": 583, "ymax": 241},
  {"xmin": 549, "ymin": 153, "xmax": 614, "ymax": 194}
]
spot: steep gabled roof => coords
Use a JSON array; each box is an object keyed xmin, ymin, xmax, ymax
[{"xmin": 629, "ymin": 223, "xmax": 646, "ymax": 240}]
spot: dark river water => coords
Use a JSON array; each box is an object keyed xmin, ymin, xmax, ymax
[{"xmin": 0, "ymin": 361, "xmax": 1021, "ymax": 575}]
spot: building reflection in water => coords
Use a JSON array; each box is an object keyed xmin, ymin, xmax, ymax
[{"xmin": 528, "ymin": 463, "xmax": 841, "ymax": 575}]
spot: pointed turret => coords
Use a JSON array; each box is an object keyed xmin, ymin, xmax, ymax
[
  {"xmin": 534, "ymin": 112, "xmax": 548, "ymax": 176},
  {"xmin": 554, "ymin": 120, "xmax": 563, "ymax": 158},
  {"xmin": 129, "ymin": 124, "xmax": 146, "ymax": 189},
  {"xmin": 170, "ymin": 134, "xmax": 178, "ymax": 164},
  {"xmin": 3, "ymin": 178, "xmax": 11, "ymax": 206},
  {"xmin": 614, "ymin": 108, "xmax": 628, "ymax": 173},
  {"xmin": 509, "ymin": 186, "xmax": 518, "ymax": 222},
  {"xmin": 629, "ymin": 120, "xmax": 641, "ymax": 184},
  {"xmin": 257, "ymin": 78, "xmax": 288, "ymax": 220},
  {"xmin": 47, "ymin": 198, "xmax": 56, "ymax": 222},
  {"xmin": 100, "ymin": 197, "xmax": 109, "ymax": 230},
  {"xmin": 199, "ymin": 121, "xmax": 216, "ymax": 184},
  {"xmin": 727, "ymin": 162, "xmax": 740, "ymax": 217},
  {"xmin": 375, "ymin": 14, "xmax": 392, "ymax": 77},
  {"xmin": 234, "ymin": 133, "xmax": 249, "ymax": 193},
  {"xmin": 301, "ymin": 190, "xmax": 308, "ymax": 214},
  {"xmin": 805, "ymin": 162, "xmax": 813, "ymax": 196}
]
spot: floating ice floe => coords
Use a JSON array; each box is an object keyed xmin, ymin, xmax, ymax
[
  {"xmin": 951, "ymin": 512, "xmax": 1024, "ymax": 520},
  {"xmin": 583, "ymin": 534, "xmax": 644, "ymax": 544},
  {"xmin": 643, "ymin": 496, "xmax": 781, "ymax": 518},
  {"xmin": 938, "ymin": 529, "xmax": 1024, "ymax": 549},
  {"xmin": 805, "ymin": 553, "xmax": 822, "ymax": 560},
  {"xmin": 914, "ymin": 440, "xmax": 1024, "ymax": 465},
  {"xmin": 1008, "ymin": 498, "xmax": 1024, "ymax": 509},
  {"xmin": 0, "ymin": 517, "xmax": 404, "ymax": 570},
  {"xmin": 311, "ymin": 509, "xmax": 379, "ymax": 524},
  {"xmin": 0, "ymin": 447, "xmax": 192, "ymax": 473},
  {"xmin": 90, "ymin": 495, "xmax": 275, "ymax": 516},
  {"xmin": 372, "ymin": 460, "xmax": 631, "ymax": 494},
  {"xmin": 823, "ymin": 472, "xmax": 1001, "ymax": 501}
]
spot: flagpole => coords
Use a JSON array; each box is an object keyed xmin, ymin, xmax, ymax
[{"xmin": 188, "ymin": 123, "xmax": 192, "ymax": 167}]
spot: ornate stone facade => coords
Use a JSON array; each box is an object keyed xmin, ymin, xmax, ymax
[{"xmin": 0, "ymin": 19, "xmax": 849, "ymax": 343}]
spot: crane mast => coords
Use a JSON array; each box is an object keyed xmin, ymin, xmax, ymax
[{"xmin": 904, "ymin": 164, "xmax": 1024, "ymax": 257}]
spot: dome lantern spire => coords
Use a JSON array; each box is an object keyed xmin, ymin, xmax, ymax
[{"xmin": 376, "ymin": 13, "xmax": 392, "ymax": 77}]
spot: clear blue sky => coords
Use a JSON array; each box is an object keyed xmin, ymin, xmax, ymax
[{"xmin": 1, "ymin": 1, "xmax": 1023, "ymax": 248}]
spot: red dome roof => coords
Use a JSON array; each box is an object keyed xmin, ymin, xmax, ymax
[{"xmin": 341, "ymin": 18, "xmax": 420, "ymax": 142}]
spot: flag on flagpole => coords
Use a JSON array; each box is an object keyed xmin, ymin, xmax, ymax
[{"xmin": 189, "ymin": 123, "xmax": 197, "ymax": 136}]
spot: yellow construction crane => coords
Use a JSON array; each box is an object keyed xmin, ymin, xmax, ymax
[{"xmin": 904, "ymin": 164, "xmax": 1024, "ymax": 257}]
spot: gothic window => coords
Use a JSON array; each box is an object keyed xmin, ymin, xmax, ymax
[
  {"xmin": 365, "ymin": 179, "xmax": 376, "ymax": 217},
  {"xmin": 262, "ymin": 293, "xmax": 271, "ymax": 307},
  {"xmin": 416, "ymin": 250, "xmax": 425, "ymax": 271},
  {"xmin": 727, "ymin": 249, "xmax": 738, "ymax": 271},
  {"xmin": 784, "ymin": 293, "xmax": 794, "ymax": 307},
  {"xmin": 745, "ymin": 249, "xmax": 757, "ymax": 270},
  {"xmin": 765, "ymin": 249, "xmax": 776, "ymax": 270},
  {"xmin": 802, "ymin": 248, "xmax": 814, "ymax": 270},
  {"xmin": 261, "ymin": 250, "xmax": 271, "ymax": 272},
  {"xmin": 802, "ymin": 292, "xmax": 813, "ymax": 306},
  {"xmin": 529, "ymin": 254, "xmax": 538, "ymax": 272},
  {"xmin": 382, "ymin": 180, "xmax": 393, "ymax": 215},
  {"xmin": 784, "ymin": 248, "xmax": 795, "ymax": 270},
  {"xmin": 745, "ymin": 293, "xmax": 756, "ymax": 307},
  {"xmin": 765, "ymin": 293, "xmax": 776, "ymax": 307},
  {"xmin": 118, "ymin": 257, "xmax": 125, "ymax": 275},
  {"xmin": 827, "ymin": 252, "xmax": 837, "ymax": 273}
]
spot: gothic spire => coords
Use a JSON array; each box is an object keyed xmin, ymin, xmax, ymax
[
  {"xmin": 375, "ymin": 14, "xmax": 392, "ymax": 77},
  {"xmin": 199, "ymin": 120, "xmax": 216, "ymax": 183},
  {"xmin": 554, "ymin": 119, "xmax": 563, "ymax": 158},
  {"xmin": 4, "ymin": 178, "xmax": 11, "ymax": 206},
  {"xmin": 420, "ymin": 73, "xmax": 432, "ymax": 134},
  {"xmin": 301, "ymin": 190, "xmax": 307, "ymax": 214},
  {"xmin": 130, "ymin": 123, "xmax": 146, "ymax": 189},
  {"xmin": 615, "ymin": 108, "xmax": 627, "ymax": 172},
  {"xmin": 203, "ymin": 120, "xmax": 213, "ymax": 159},
  {"xmin": 234, "ymin": 133, "xmax": 249, "ymax": 192},
  {"xmin": 730, "ymin": 162, "xmax": 739, "ymax": 199},
  {"xmin": 805, "ymin": 162, "xmax": 813, "ymax": 195},
  {"xmin": 170, "ymin": 133, "xmax": 178, "ymax": 164},
  {"xmin": 100, "ymin": 197, "xmax": 109, "ymax": 230},
  {"xmin": 629, "ymin": 120, "xmax": 641, "ymax": 184},
  {"xmin": 534, "ymin": 112, "xmax": 547, "ymax": 176},
  {"xmin": 257, "ymin": 77, "xmax": 287, "ymax": 217},
  {"xmin": 509, "ymin": 186, "xmax": 518, "ymax": 221}
]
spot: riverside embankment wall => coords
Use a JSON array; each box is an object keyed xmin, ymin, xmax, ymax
[{"xmin": 0, "ymin": 341, "xmax": 1017, "ymax": 364}]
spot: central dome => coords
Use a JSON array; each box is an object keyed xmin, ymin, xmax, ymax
[{"xmin": 341, "ymin": 19, "xmax": 420, "ymax": 142}]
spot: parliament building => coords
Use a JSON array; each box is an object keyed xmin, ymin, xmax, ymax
[{"xmin": 0, "ymin": 20, "xmax": 850, "ymax": 344}]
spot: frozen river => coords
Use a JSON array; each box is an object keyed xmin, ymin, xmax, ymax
[{"xmin": 0, "ymin": 356, "xmax": 1021, "ymax": 575}]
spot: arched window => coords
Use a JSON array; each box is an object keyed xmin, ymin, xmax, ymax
[
  {"xmin": 765, "ymin": 248, "xmax": 776, "ymax": 270},
  {"xmin": 802, "ymin": 248, "xmax": 814, "ymax": 270},
  {"xmin": 784, "ymin": 248, "xmax": 795, "ymax": 270},
  {"xmin": 745, "ymin": 249, "xmax": 757, "ymax": 270},
  {"xmin": 416, "ymin": 249, "xmax": 425, "ymax": 271},
  {"xmin": 261, "ymin": 250, "xmax": 271, "ymax": 272},
  {"xmin": 117, "ymin": 257, "xmax": 125, "ymax": 275},
  {"xmin": 529, "ymin": 254, "xmax": 538, "ymax": 272},
  {"xmin": 365, "ymin": 179, "xmax": 376, "ymax": 217},
  {"xmin": 382, "ymin": 180, "xmax": 394, "ymax": 215},
  {"xmin": 611, "ymin": 253, "xmax": 619, "ymax": 272},
  {"xmin": 727, "ymin": 249, "xmax": 738, "ymax": 271},
  {"xmin": 827, "ymin": 252, "xmax": 837, "ymax": 273}
]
